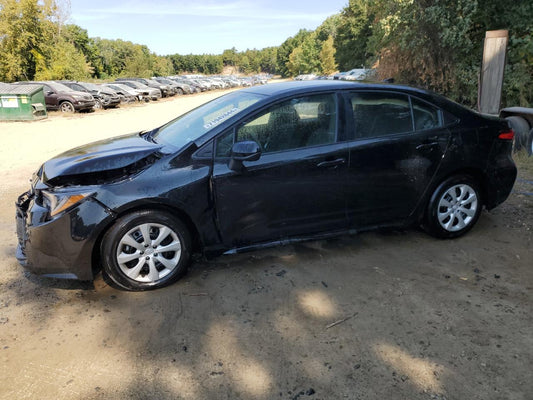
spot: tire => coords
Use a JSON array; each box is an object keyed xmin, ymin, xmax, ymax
[
  {"xmin": 526, "ymin": 128, "xmax": 533, "ymax": 156},
  {"xmin": 176, "ymin": 88, "xmax": 183, "ymax": 95},
  {"xmin": 59, "ymin": 101, "xmax": 75, "ymax": 113},
  {"xmin": 93, "ymin": 99, "xmax": 103, "ymax": 110},
  {"xmin": 505, "ymin": 116, "xmax": 530, "ymax": 152},
  {"xmin": 424, "ymin": 175, "xmax": 482, "ymax": 239},
  {"xmin": 101, "ymin": 210, "xmax": 191, "ymax": 291}
]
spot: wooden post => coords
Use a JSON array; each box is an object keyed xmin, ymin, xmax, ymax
[{"xmin": 478, "ymin": 30, "xmax": 508, "ymax": 115}]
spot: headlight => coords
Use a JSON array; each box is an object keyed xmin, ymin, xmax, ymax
[
  {"xmin": 72, "ymin": 94, "xmax": 84, "ymax": 100},
  {"xmin": 42, "ymin": 190, "xmax": 94, "ymax": 217}
]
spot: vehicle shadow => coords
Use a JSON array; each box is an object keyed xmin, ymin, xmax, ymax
[{"xmin": 2, "ymin": 221, "xmax": 531, "ymax": 400}]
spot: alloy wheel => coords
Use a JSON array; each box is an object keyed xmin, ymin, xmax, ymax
[
  {"xmin": 116, "ymin": 223, "xmax": 182, "ymax": 283},
  {"xmin": 437, "ymin": 184, "xmax": 478, "ymax": 232}
]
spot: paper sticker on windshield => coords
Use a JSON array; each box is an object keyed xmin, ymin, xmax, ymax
[{"xmin": 203, "ymin": 107, "xmax": 239, "ymax": 130}]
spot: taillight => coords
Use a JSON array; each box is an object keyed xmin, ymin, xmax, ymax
[{"xmin": 498, "ymin": 129, "xmax": 515, "ymax": 140}]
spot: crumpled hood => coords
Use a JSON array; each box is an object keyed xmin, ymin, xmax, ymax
[{"xmin": 41, "ymin": 132, "xmax": 162, "ymax": 185}]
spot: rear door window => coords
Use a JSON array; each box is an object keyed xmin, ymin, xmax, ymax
[{"xmin": 348, "ymin": 92, "xmax": 413, "ymax": 139}]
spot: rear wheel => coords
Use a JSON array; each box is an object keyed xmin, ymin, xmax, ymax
[
  {"xmin": 101, "ymin": 210, "xmax": 191, "ymax": 291},
  {"xmin": 424, "ymin": 175, "xmax": 482, "ymax": 238},
  {"xmin": 527, "ymin": 128, "xmax": 533, "ymax": 156}
]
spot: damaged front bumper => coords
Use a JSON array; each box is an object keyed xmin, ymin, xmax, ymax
[{"xmin": 15, "ymin": 190, "xmax": 113, "ymax": 281}]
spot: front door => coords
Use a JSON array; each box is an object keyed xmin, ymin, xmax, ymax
[{"xmin": 212, "ymin": 93, "xmax": 349, "ymax": 248}]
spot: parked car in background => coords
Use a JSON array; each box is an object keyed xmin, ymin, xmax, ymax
[
  {"xmin": 14, "ymin": 81, "xmax": 95, "ymax": 112},
  {"xmin": 115, "ymin": 80, "xmax": 161, "ymax": 101},
  {"xmin": 102, "ymin": 83, "xmax": 139, "ymax": 103},
  {"xmin": 16, "ymin": 81, "xmax": 516, "ymax": 291},
  {"xmin": 152, "ymin": 77, "xmax": 189, "ymax": 95},
  {"xmin": 335, "ymin": 68, "xmax": 374, "ymax": 81},
  {"xmin": 59, "ymin": 81, "xmax": 120, "ymax": 110},
  {"xmin": 180, "ymin": 78, "xmax": 206, "ymax": 92},
  {"xmin": 117, "ymin": 78, "xmax": 173, "ymax": 97},
  {"xmin": 100, "ymin": 85, "xmax": 136, "ymax": 104},
  {"xmin": 294, "ymin": 74, "xmax": 318, "ymax": 81}
]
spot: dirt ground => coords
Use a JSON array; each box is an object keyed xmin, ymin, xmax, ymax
[{"xmin": 0, "ymin": 90, "xmax": 532, "ymax": 400}]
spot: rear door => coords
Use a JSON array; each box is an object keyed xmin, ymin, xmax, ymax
[
  {"xmin": 344, "ymin": 91, "xmax": 450, "ymax": 227},
  {"xmin": 212, "ymin": 92, "xmax": 349, "ymax": 248}
]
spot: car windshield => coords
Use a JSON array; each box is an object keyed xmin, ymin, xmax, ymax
[
  {"xmin": 154, "ymin": 91, "xmax": 265, "ymax": 148},
  {"xmin": 46, "ymin": 82, "xmax": 73, "ymax": 92},
  {"xmin": 123, "ymin": 81, "xmax": 146, "ymax": 89},
  {"xmin": 110, "ymin": 84, "xmax": 130, "ymax": 91},
  {"xmin": 82, "ymin": 82, "xmax": 100, "ymax": 91}
]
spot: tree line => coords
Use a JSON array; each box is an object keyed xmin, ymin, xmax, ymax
[{"xmin": 1, "ymin": 0, "xmax": 531, "ymax": 107}]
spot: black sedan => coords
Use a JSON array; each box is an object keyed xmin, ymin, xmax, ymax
[{"xmin": 15, "ymin": 81, "xmax": 517, "ymax": 290}]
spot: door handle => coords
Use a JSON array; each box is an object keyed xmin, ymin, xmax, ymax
[
  {"xmin": 317, "ymin": 158, "xmax": 346, "ymax": 168},
  {"xmin": 416, "ymin": 142, "xmax": 439, "ymax": 151}
]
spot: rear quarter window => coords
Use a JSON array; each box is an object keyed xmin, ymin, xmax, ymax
[{"xmin": 411, "ymin": 97, "xmax": 443, "ymax": 131}]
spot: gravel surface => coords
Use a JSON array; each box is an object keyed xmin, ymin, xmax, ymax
[{"xmin": 0, "ymin": 91, "xmax": 532, "ymax": 400}]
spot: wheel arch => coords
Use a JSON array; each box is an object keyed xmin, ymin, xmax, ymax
[
  {"xmin": 436, "ymin": 167, "xmax": 487, "ymax": 201},
  {"xmin": 415, "ymin": 167, "xmax": 488, "ymax": 225},
  {"xmin": 91, "ymin": 202, "xmax": 203, "ymax": 277}
]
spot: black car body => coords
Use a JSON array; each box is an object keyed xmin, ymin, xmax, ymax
[
  {"xmin": 14, "ymin": 81, "xmax": 95, "ymax": 112},
  {"xmin": 15, "ymin": 81, "xmax": 517, "ymax": 290}
]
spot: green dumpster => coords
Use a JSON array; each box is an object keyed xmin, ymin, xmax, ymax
[{"xmin": 0, "ymin": 83, "xmax": 47, "ymax": 121}]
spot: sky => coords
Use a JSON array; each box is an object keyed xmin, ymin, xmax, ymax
[{"xmin": 69, "ymin": 0, "xmax": 348, "ymax": 55}]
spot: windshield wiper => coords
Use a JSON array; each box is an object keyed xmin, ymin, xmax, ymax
[{"xmin": 140, "ymin": 128, "xmax": 159, "ymax": 143}]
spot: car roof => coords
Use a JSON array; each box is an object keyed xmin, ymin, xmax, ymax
[
  {"xmin": 242, "ymin": 80, "xmax": 432, "ymax": 97},
  {"xmin": 241, "ymin": 80, "xmax": 472, "ymax": 116}
]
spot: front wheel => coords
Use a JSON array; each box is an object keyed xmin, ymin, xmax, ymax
[
  {"xmin": 59, "ymin": 101, "xmax": 75, "ymax": 113},
  {"xmin": 424, "ymin": 175, "xmax": 482, "ymax": 239},
  {"xmin": 101, "ymin": 210, "xmax": 191, "ymax": 291}
]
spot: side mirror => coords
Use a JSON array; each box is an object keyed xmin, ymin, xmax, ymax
[
  {"xmin": 228, "ymin": 141, "xmax": 261, "ymax": 172},
  {"xmin": 46, "ymin": 91, "xmax": 55, "ymax": 96}
]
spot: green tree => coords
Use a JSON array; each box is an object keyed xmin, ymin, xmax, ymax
[
  {"xmin": 368, "ymin": 0, "xmax": 478, "ymax": 104},
  {"xmin": 122, "ymin": 45, "xmax": 153, "ymax": 77},
  {"xmin": 320, "ymin": 36, "xmax": 337, "ymax": 75},
  {"xmin": 286, "ymin": 33, "xmax": 321, "ymax": 76},
  {"xmin": 334, "ymin": 0, "xmax": 373, "ymax": 71},
  {"xmin": 34, "ymin": 37, "xmax": 91, "ymax": 80},
  {"xmin": 0, "ymin": 0, "xmax": 46, "ymax": 81},
  {"xmin": 152, "ymin": 56, "xmax": 173, "ymax": 76},
  {"xmin": 63, "ymin": 24, "xmax": 102, "ymax": 77},
  {"xmin": 277, "ymin": 29, "xmax": 312, "ymax": 77},
  {"xmin": 258, "ymin": 46, "xmax": 278, "ymax": 74},
  {"xmin": 239, "ymin": 55, "xmax": 251, "ymax": 73},
  {"xmin": 287, "ymin": 46, "xmax": 304, "ymax": 76},
  {"xmin": 315, "ymin": 14, "xmax": 340, "ymax": 42},
  {"xmin": 222, "ymin": 47, "xmax": 238, "ymax": 71}
]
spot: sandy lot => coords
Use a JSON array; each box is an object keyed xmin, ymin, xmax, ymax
[{"xmin": 0, "ymin": 91, "xmax": 532, "ymax": 400}]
